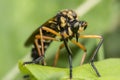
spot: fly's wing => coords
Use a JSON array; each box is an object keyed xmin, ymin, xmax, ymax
[
  {"xmin": 24, "ymin": 16, "xmax": 57, "ymax": 47},
  {"xmin": 24, "ymin": 26, "xmax": 41, "ymax": 47}
]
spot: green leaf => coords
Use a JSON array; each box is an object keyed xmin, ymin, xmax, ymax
[{"xmin": 19, "ymin": 58, "xmax": 120, "ymax": 80}]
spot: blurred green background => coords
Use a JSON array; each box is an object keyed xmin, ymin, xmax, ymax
[{"xmin": 0, "ymin": 0, "xmax": 119, "ymax": 80}]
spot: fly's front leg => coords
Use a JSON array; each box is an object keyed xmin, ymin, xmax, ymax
[{"xmin": 80, "ymin": 35, "xmax": 103, "ymax": 77}]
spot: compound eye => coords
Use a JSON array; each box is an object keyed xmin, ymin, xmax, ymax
[
  {"xmin": 74, "ymin": 22, "xmax": 79, "ymax": 29},
  {"xmin": 70, "ymin": 20, "xmax": 78, "ymax": 27},
  {"xmin": 70, "ymin": 20, "xmax": 80, "ymax": 33}
]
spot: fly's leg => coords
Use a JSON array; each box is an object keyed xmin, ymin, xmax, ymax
[
  {"xmin": 61, "ymin": 35, "xmax": 72, "ymax": 80},
  {"xmin": 24, "ymin": 36, "xmax": 59, "ymax": 65},
  {"xmin": 90, "ymin": 37, "xmax": 103, "ymax": 77},
  {"xmin": 79, "ymin": 35, "xmax": 103, "ymax": 77}
]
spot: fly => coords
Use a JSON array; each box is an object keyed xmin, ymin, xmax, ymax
[{"xmin": 24, "ymin": 9, "xmax": 103, "ymax": 79}]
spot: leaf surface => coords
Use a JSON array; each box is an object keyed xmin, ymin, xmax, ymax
[{"xmin": 19, "ymin": 58, "xmax": 120, "ymax": 80}]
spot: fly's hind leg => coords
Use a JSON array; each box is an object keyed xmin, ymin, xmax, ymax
[
  {"xmin": 23, "ymin": 38, "xmax": 43, "ymax": 65},
  {"xmin": 24, "ymin": 26, "xmax": 61, "ymax": 65}
]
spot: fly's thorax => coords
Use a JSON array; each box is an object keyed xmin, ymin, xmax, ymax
[
  {"xmin": 60, "ymin": 16, "xmax": 66, "ymax": 27},
  {"xmin": 56, "ymin": 9, "xmax": 78, "ymax": 31},
  {"xmin": 58, "ymin": 9, "xmax": 78, "ymax": 20}
]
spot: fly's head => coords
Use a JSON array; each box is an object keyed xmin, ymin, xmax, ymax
[{"xmin": 70, "ymin": 20, "xmax": 87, "ymax": 42}]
